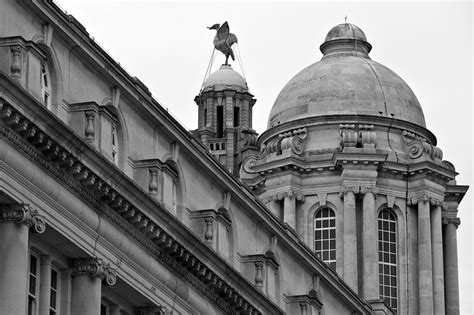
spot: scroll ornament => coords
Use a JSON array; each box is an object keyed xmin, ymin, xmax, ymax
[
  {"xmin": 0, "ymin": 203, "xmax": 46, "ymax": 233},
  {"xmin": 340, "ymin": 124, "xmax": 376, "ymax": 148},
  {"xmin": 240, "ymin": 127, "xmax": 258, "ymax": 147},
  {"xmin": 71, "ymin": 258, "xmax": 117, "ymax": 286},
  {"xmin": 401, "ymin": 130, "xmax": 443, "ymax": 160},
  {"xmin": 242, "ymin": 128, "xmax": 307, "ymax": 174}
]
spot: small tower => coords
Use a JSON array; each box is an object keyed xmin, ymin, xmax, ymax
[{"xmin": 194, "ymin": 65, "xmax": 257, "ymax": 175}]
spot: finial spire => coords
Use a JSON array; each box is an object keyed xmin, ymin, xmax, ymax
[{"xmin": 345, "ymin": 15, "xmax": 348, "ymax": 23}]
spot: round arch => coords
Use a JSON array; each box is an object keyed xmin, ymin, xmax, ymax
[{"xmin": 34, "ymin": 42, "xmax": 64, "ymax": 115}]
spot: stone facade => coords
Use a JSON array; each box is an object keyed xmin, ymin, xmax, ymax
[
  {"xmin": 0, "ymin": 1, "xmax": 467, "ymax": 315},
  {"xmin": 0, "ymin": 1, "xmax": 376, "ymax": 314}
]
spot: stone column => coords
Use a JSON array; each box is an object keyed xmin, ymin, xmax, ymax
[
  {"xmin": 417, "ymin": 198, "xmax": 433, "ymax": 314},
  {"xmin": 39, "ymin": 255, "xmax": 53, "ymax": 315},
  {"xmin": 443, "ymin": 217, "xmax": 460, "ymax": 315},
  {"xmin": 342, "ymin": 188, "xmax": 357, "ymax": 290},
  {"xmin": 431, "ymin": 204, "xmax": 445, "ymax": 314},
  {"xmin": 60, "ymin": 269, "xmax": 72, "ymax": 315},
  {"xmin": 71, "ymin": 258, "xmax": 117, "ymax": 315},
  {"xmin": 362, "ymin": 189, "xmax": 378, "ymax": 299},
  {"xmin": 0, "ymin": 204, "xmax": 46, "ymax": 315},
  {"xmin": 283, "ymin": 193, "xmax": 296, "ymax": 230}
]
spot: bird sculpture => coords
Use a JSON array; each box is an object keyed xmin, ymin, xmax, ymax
[{"xmin": 208, "ymin": 22, "xmax": 238, "ymax": 65}]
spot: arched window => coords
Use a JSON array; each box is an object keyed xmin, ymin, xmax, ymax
[
  {"xmin": 40, "ymin": 63, "xmax": 51, "ymax": 109},
  {"xmin": 378, "ymin": 210, "xmax": 397, "ymax": 310},
  {"xmin": 314, "ymin": 208, "xmax": 336, "ymax": 270},
  {"xmin": 111, "ymin": 125, "xmax": 118, "ymax": 165}
]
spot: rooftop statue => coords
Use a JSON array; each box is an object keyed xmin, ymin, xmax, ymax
[{"xmin": 208, "ymin": 22, "xmax": 238, "ymax": 65}]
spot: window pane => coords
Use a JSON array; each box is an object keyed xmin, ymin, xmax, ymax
[
  {"xmin": 30, "ymin": 256, "xmax": 37, "ymax": 275},
  {"xmin": 51, "ymin": 270, "xmax": 57, "ymax": 289},
  {"xmin": 50, "ymin": 291, "xmax": 56, "ymax": 308},
  {"xmin": 29, "ymin": 277, "xmax": 36, "ymax": 295},
  {"xmin": 314, "ymin": 208, "xmax": 336, "ymax": 268},
  {"xmin": 378, "ymin": 210, "xmax": 397, "ymax": 310}
]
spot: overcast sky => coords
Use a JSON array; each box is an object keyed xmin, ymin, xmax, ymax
[{"xmin": 55, "ymin": 1, "xmax": 473, "ymax": 313}]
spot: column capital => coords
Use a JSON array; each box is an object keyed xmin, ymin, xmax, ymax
[
  {"xmin": 360, "ymin": 186, "xmax": 379, "ymax": 196},
  {"xmin": 409, "ymin": 194, "xmax": 444, "ymax": 207},
  {"xmin": 0, "ymin": 203, "xmax": 46, "ymax": 233},
  {"xmin": 71, "ymin": 258, "xmax": 117, "ymax": 286},
  {"xmin": 339, "ymin": 185, "xmax": 358, "ymax": 198},
  {"xmin": 442, "ymin": 217, "xmax": 461, "ymax": 228}
]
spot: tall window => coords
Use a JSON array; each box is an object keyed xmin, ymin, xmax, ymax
[
  {"xmin": 111, "ymin": 125, "xmax": 118, "ymax": 165},
  {"xmin": 41, "ymin": 63, "xmax": 51, "ymax": 109},
  {"xmin": 378, "ymin": 210, "xmax": 397, "ymax": 310},
  {"xmin": 28, "ymin": 254, "xmax": 39, "ymax": 315},
  {"xmin": 314, "ymin": 208, "xmax": 336, "ymax": 270},
  {"xmin": 50, "ymin": 268, "xmax": 58, "ymax": 314}
]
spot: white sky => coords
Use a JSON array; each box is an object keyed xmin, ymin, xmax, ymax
[{"xmin": 55, "ymin": 1, "xmax": 473, "ymax": 313}]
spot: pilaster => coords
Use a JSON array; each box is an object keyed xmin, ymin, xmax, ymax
[
  {"xmin": 361, "ymin": 189, "xmax": 378, "ymax": 300},
  {"xmin": 443, "ymin": 216, "xmax": 461, "ymax": 315},
  {"xmin": 340, "ymin": 187, "xmax": 358, "ymax": 290},
  {"xmin": 431, "ymin": 205, "xmax": 445, "ymax": 314}
]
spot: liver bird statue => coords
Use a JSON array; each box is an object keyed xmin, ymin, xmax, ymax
[{"xmin": 208, "ymin": 22, "xmax": 238, "ymax": 65}]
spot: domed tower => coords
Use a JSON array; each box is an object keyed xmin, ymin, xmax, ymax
[
  {"xmin": 241, "ymin": 23, "xmax": 468, "ymax": 314},
  {"xmin": 194, "ymin": 64, "xmax": 257, "ymax": 175}
]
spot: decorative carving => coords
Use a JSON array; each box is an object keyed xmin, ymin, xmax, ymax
[
  {"xmin": 358, "ymin": 124, "xmax": 376, "ymax": 148},
  {"xmin": 71, "ymin": 258, "xmax": 117, "ymax": 286},
  {"xmin": 0, "ymin": 203, "xmax": 46, "ymax": 233},
  {"xmin": 340, "ymin": 124, "xmax": 357, "ymax": 148},
  {"xmin": 267, "ymin": 190, "xmax": 304, "ymax": 203},
  {"xmin": 148, "ymin": 167, "xmax": 159, "ymax": 197},
  {"xmin": 401, "ymin": 130, "xmax": 443, "ymax": 160},
  {"xmin": 254, "ymin": 261, "xmax": 264, "ymax": 290},
  {"xmin": 409, "ymin": 194, "xmax": 444, "ymax": 207},
  {"xmin": 339, "ymin": 185, "xmax": 359, "ymax": 198},
  {"xmin": 204, "ymin": 217, "xmax": 214, "ymax": 245},
  {"xmin": 84, "ymin": 110, "xmax": 95, "ymax": 142},
  {"xmin": 208, "ymin": 22, "xmax": 238, "ymax": 65},
  {"xmin": 442, "ymin": 217, "xmax": 461, "ymax": 228},
  {"xmin": 359, "ymin": 186, "xmax": 379, "ymax": 195},
  {"xmin": 10, "ymin": 45, "xmax": 23, "ymax": 78},
  {"xmin": 241, "ymin": 127, "xmax": 258, "ymax": 147},
  {"xmin": 340, "ymin": 124, "xmax": 376, "ymax": 149}
]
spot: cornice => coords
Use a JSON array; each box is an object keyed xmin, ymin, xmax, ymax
[{"xmin": 444, "ymin": 184, "xmax": 469, "ymax": 203}]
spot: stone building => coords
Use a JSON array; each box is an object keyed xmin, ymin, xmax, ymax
[{"xmin": 0, "ymin": 1, "xmax": 467, "ymax": 315}]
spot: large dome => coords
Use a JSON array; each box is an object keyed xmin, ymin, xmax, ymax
[
  {"xmin": 202, "ymin": 64, "xmax": 248, "ymax": 92},
  {"xmin": 267, "ymin": 23, "xmax": 425, "ymax": 128}
]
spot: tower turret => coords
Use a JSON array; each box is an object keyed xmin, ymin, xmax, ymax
[{"xmin": 194, "ymin": 64, "xmax": 257, "ymax": 175}]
